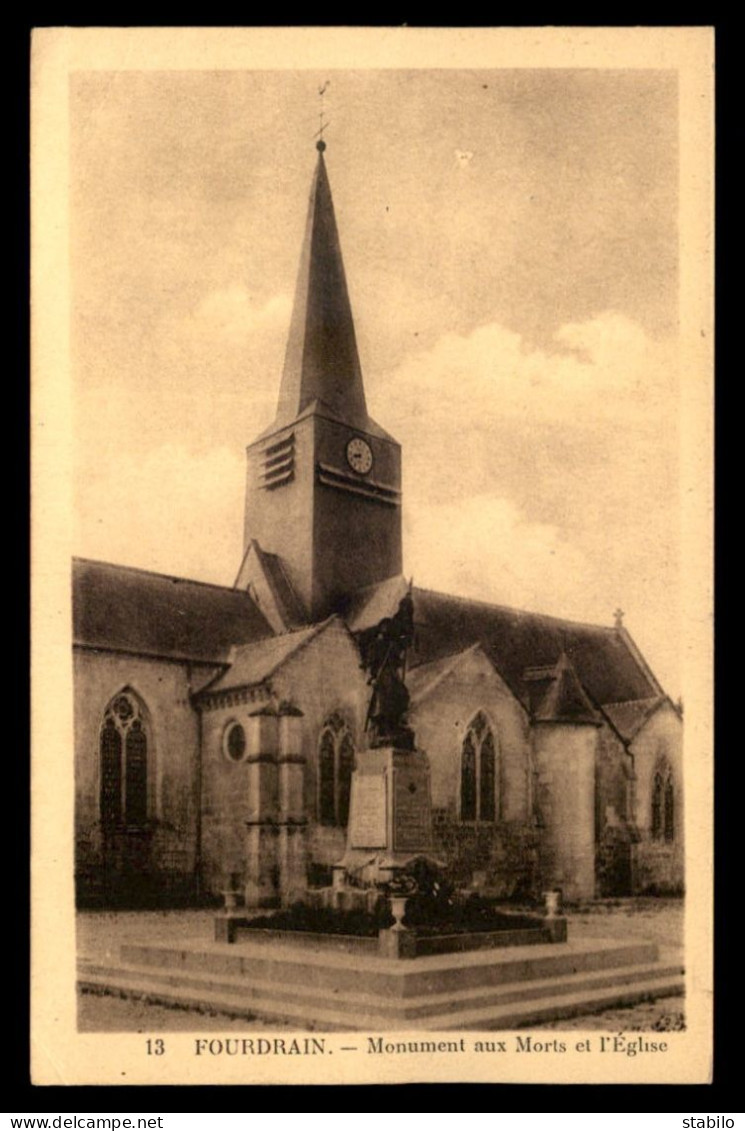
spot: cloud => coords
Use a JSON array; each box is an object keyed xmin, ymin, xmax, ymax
[
  {"xmin": 74, "ymin": 442, "xmax": 245, "ymax": 587},
  {"xmin": 404, "ymin": 493, "xmax": 598, "ymax": 619},
  {"xmin": 192, "ymin": 287, "xmax": 292, "ymax": 344},
  {"xmin": 387, "ymin": 311, "xmax": 681, "ymax": 692},
  {"xmin": 377, "ymin": 310, "xmax": 677, "ymax": 437}
]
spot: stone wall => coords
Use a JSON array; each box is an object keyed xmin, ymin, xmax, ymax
[
  {"xmin": 198, "ymin": 686, "xmax": 272, "ymax": 898},
  {"xmin": 410, "ymin": 648, "xmax": 533, "ymax": 823},
  {"xmin": 595, "ymin": 722, "xmax": 637, "ymax": 896},
  {"xmin": 198, "ymin": 618, "xmax": 371, "ymax": 898},
  {"xmin": 431, "ymin": 808, "xmax": 539, "ymax": 897},
  {"xmin": 408, "ymin": 649, "xmax": 537, "ymax": 896},
  {"xmin": 630, "ymin": 702, "xmax": 684, "ymax": 893},
  {"xmin": 272, "ymin": 618, "xmax": 370, "ymax": 872},
  {"xmin": 73, "ymin": 648, "xmax": 206, "ymax": 905}
]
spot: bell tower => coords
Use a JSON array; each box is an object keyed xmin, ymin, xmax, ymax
[{"xmin": 239, "ymin": 140, "xmax": 402, "ymax": 623}]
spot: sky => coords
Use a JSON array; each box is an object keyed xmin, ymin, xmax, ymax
[{"xmin": 70, "ymin": 67, "xmax": 682, "ymax": 695}]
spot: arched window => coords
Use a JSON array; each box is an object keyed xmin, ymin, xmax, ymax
[
  {"xmin": 651, "ymin": 761, "xmax": 674, "ymax": 843},
  {"xmin": 318, "ymin": 713, "xmax": 355, "ymax": 827},
  {"xmin": 664, "ymin": 775, "xmax": 675, "ymax": 843},
  {"xmin": 100, "ymin": 692, "xmax": 150, "ymax": 830},
  {"xmin": 461, "ymin": 712, "xmax": 500, "ymax": 822}
]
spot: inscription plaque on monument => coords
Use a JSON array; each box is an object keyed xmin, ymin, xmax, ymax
[
  {"xmin": 349, "ymin": 774, "xmax": 387, "ymax": 848},
  {"xmin": 392, "ymin": 764, "xmax": 433, "ymax": 853}
]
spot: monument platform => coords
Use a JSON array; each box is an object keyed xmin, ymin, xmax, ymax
[{"xmin": 78, "ymin": 936, "xmax": 684, "ymax": 1030}]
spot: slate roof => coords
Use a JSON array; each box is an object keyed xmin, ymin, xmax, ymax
[
  {"xmin": 275, "ymin": 147, "xmax": 368, "ymax": 433},
  {"xmin": 199, "ymin": 617, "xmax": 345, "ymax": 695},
  {"xmin": 411, "ymin": 587, "xmax": 657, "ymax": 708},
  {"xmin": 406, "ymin": 645, "xmax": 485, "ymax": 704},
  {"xmin": 73, "ymin": 558, "xmax": 272, "ymax": 664},
  {"xmin": 602, "ymin": 697, "xmax": 667, "ymax": 741},
  {"xmin": 349, "ymin": 578, "xmax": 659, "ymax": 711},
  {"xmin": 346, "ymin": 574, "xmax": 411, "ymax": 632},
  {"xmin": 528, "ymin": 653, "xmax": 601, "ymax": 725},
  {"xmin": 254, "ymin": 544, "xmax": 307, "ymax": 629}
]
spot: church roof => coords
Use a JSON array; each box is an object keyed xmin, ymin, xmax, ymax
[
  {"xmin": 199, "ymin": 616, "xmax": 349, "ymax": 695},
  {"xmin": 346, "ymin": 573, "xmax": 412, "ymax": 631},
  {"xmin": 73, "ymin": 558, "xmax": 273, "ymax": 664},
  {"xmin": 411, "ymin": 587, "xmax": 657, "ymax": 709},
  {"xmin": 257, "ymin": 548, "xmax": 307, "ymax": 628},
  {"xmin": 348, "ymin": 577, "xmax": 660, "ymax": 710},
  {"xmin": 602, "ymin": 696, "xmax": 668, "ymax": 741},
  {"xmin": 528, "ymin": 652, "xmax": 602, "ymax": 725},
  {"xmin": 406, "ymin": 644, "xmax": 487, "ymax": 704}
]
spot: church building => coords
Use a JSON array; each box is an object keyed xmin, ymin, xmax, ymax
[{"xmin": 73, "ymin": 139, "xmax": 683, "ymax": 909}]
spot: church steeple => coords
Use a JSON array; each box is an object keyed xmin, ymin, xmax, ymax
[
  {"xmin": 240, "ymin": 139, "xmax": 402, "ymax": 623},
  {"xmin": 275, "ymin": 140, "xmax": 368, "ymax": 431}
]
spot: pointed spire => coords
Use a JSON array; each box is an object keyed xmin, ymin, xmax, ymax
[{"xmin": 275, "ymin": 142, "xmax": 368, "ymax": 430}]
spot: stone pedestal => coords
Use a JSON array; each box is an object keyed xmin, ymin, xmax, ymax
[{"xmin": 339, "ymin": 745, "xmax": 440, "ymax": 884}]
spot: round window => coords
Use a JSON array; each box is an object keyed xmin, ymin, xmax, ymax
[{"xmin": 224, "ymin": 721, "xmax": 247, "ymax": 763}]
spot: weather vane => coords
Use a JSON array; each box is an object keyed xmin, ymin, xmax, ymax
[{"xmin": 315, "ymin": 81, "xmax": 330, "ymax": 150}]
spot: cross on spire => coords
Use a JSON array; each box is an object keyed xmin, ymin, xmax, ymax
[
  {"xmin": 614, "ymin": 607, "xmax": 625, "ymax": 629},
  {"xmin": 315, "ymin": 81, "xmax": 330, "ymax": 150}
]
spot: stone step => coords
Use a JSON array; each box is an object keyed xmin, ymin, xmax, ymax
[
  {"xmin": 78, "ymin": 954, "xmax": 683, "ymax": 1029},
  {"xmin": 418, "ymin": 975, "xmax": 685, "ymax": 1031},
  {"xmin": 118, "ymin": 938, "xmax": 660, "ymax": 999},
  {"xmin": 78, "ymin": 959, "xmax": 682, "ymax": 1031},
  {"xmin": 79, "ymin": 970, "xmax": 357, "ymax": 1032}
]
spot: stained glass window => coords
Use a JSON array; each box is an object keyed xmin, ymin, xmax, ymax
[
  {"xmin": 461, "ymin": 712, "xmax": 499, "ymax": 822},
  {"xmin": 319, "ymin": 729, "xmax": 337, "ymax": 825},
  {"xmin": 100, "ymin": 717, "xmax": 122, "ymax": 829},
  {"xmin": 652, "ymin": 762, "xmax": 674, "ymax": 843},
  {"xmin": 652, "ymin": 772, "xmax": 663, "ymax": 840},
  {"xmin": 318, "ymin": 714, "xmax": 355, "ymax": 827},
  {"xmin": 461, "ymin": 732, "xmax": 477, "ymax": 821},
  {"xmin": 664, "ymin": 773, "xmax": 675, "ymax": 843},
  {"xmin": 480, "ymin": 731, "xmax": 496, "ymax": 821},
  {"xmin": 99, "ymin": 691, "xmax": 149, "ymax": 830},
  {"xmin": 125, "ymin": 722, "xmax": 148, "ymax": 827},
  {"xmin": 338, "ymin": 733, "xmax": 355, "ymax": 828}
]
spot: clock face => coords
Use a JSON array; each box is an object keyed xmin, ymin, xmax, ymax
[{"xmin": 346, "ymin": 436, "xmax": 373, "ymax": 475}]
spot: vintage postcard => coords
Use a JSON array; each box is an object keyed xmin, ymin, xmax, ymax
[{"xmin": 31, "ymin": 26, "xmax": 713, "ymax": 1085}]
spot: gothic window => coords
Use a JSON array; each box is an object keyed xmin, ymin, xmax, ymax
[
  {"xmin": 318, "ymin": 714, "xmax": 355, "ymax": 827},
  {"xmin": 461, "ymin": 731, "xmax": 477, "ymax": 821},
  {"xmin": 664, "ymin": 775, "xmax": 675, "ymax": 843},
  {"xmin": 651, "ymin": 761, "xmax": 674, "ymax": 843},
  {"xmin": 99, "ymin": 692, "xmax": 150, "ymax": 830},
  {"xmin": 461, "ymin": 712, "xmax": 500, "ymax": 822}
]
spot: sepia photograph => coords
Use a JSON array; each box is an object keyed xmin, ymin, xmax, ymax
[{"xmin": 31, "ymin": 27, "xmax": 713, "ymax": 1085}]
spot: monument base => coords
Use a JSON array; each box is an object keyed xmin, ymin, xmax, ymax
[{"xmin": 336, "ymin": 745, "xmax": 443, "ymax": 887}]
